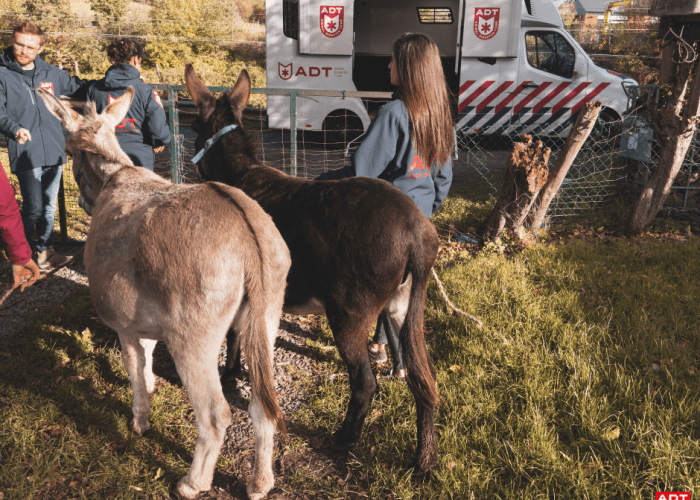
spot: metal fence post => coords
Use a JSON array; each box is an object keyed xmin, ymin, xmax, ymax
[
  {"xmin": 289, "ymin": 91, "xmax": 298, "ymax": 177},
  {"xmin": 167, "ymin": 87, "xmax": 181, "ymax": 185}
]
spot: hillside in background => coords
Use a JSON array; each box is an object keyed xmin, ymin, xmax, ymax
[{"xmin": 1, "ymin": 0, "xmax": 267, "ymax": 99}]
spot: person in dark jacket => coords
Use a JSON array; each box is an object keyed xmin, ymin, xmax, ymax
[
  {"xmin": 0, "ymin": 22, "xmax": 88, "ymax": 270},
  {"xmin": 86, "ymin": 38, "xmax": 170, "ymax": 171},
  {"xmin": 1, "ymin": 161, "xmax": 40, "ymax": 291},
  {"xmin": 317, "ymin": 33, "xmax": 454, "ymax": 379}
]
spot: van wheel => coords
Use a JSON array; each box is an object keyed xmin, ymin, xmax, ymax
[
  {"xmin": 323, "ymin": 113, "xmax": 363, "ymax": 150},
  {"xmin": 589, "ymin": 110, "xmax": 620, "ymax": 150}
]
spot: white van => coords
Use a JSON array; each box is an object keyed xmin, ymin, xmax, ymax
[{"xmin": 265, "ymin": 0, "xmax": 636, "ymax": 138}]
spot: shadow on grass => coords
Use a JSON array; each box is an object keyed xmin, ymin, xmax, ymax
[{"xmin": 0, "ymin": 288, "xmax": 201, "ymax": 498}]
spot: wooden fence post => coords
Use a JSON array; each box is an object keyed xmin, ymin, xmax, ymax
[{"xmin": 528, "ymin": 101, "xmax": 602, "ymax": 229}]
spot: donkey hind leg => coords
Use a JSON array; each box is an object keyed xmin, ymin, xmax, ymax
[
  {"xmin": 172, "ymin": 342, "xmax": 232, "ymax": 499},
  {"xmin": 223, "ymin": 326, "xmax": 243, "ymax": 379},
  {"xmin": 382, "ymin": 274, "xmax": 412, "ymax": 371},
  {"xmin": 389, "ymin": 273, "xmax": 439, "ymax": 475},
  {"xmin": 119, "ymin": 335, "xmax": 158, "ymax": 435},
  {"xmin": 247, "ymin": 295, "xmax": 284, "ymax": 500},
  {"xmin": 223, "ymin": 301, "xmax": 250, "ymax": 381},
  {"xmin": 328, "ymin": 314, "xmax": 378, "ymax": 447}
]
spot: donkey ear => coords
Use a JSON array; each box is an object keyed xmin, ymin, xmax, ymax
[
  {"xmin": 37, "ymin": 88, "xmax": 82, "ymax": 132},
  {"xmin": 185, "ymin": 63, "xmax": 216, "ymax": 111},
  {"xmin": 104, "ymin": 87, "xmax": 135, "ymax": 128},
  {"xmin": 227, "ymin": 69, "xmax": 251, "ymax": 117}
]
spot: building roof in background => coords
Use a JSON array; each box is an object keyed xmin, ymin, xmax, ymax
[{"xmin": 574, "ymin": 0, "xmax": 609, "ymax": 15}]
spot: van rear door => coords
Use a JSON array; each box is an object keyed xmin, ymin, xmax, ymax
[{"xmin": 513, "ymin": 27, "xmax": 590, "ymax": 137}]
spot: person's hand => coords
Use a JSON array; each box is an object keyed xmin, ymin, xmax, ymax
[
  {"xmin": 12, "ymin": 259, "xmax": 40, "ymax": 292},
  {"xmin": 153, "ymin": 145, "xmax": 165, "ymax": 153},
  {"xmin": 15, "ymin": 128, "xmax": 31, "ymax": 144}
]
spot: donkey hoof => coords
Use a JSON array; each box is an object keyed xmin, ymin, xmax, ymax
[
  {"xmin": 413, "ymin": 451, "xmax": 439, "ymax": 478},
  {"xmin": 130, "ymin": 418, "xmax": 150, "ymax": 436},
  {"xmin": 331, "ymin": 430, "xmax": 359, "ymax": 450},
  {"xmin": 247, "ymin": 483, "xmax": 273, "ymax": 500},
  {"xmin": 411, "ymin": 467, "xmax": 433, "ymax": 483},
  {"xmin": 175, "ymin": 477, "xmax": 203, "ymax": 499}
]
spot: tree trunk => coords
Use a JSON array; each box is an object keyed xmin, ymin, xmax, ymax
[
  {"xmin": 481, "ymin": 135, "xmax": 550, "ymax": 241},
  {"xmin": 528, "ymin": 101, "xmax": 603, "ymax": 228},
  {"xmin": 618, "ymin": 57, "xmax": 700, "ymax": 236}
]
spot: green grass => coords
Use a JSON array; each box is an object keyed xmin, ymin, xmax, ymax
[
  {"xmin": 0, "ymin": 290, "xmax": 197, "ymax": 499},
  {"xmin": 294, "ymin": 235, "xmax": 700, "ymax": 499}
]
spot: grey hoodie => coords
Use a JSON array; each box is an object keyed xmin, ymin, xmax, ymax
[{"xmin": 317, "ymin": 95, "xmax": 452, "ymax": 218}]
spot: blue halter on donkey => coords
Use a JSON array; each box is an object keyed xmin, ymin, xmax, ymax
[{"xmin": 190, "ymin": 124, "xmax": 238, "ymax": 164}]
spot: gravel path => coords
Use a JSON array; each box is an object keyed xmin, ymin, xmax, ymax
[{"xmin": 0, "ymin": 247, "xmax": 87, "ymax": 338}]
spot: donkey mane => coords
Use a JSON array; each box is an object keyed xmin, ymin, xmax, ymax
[
  {"xmin": 224, "ymin": 127, "xmax": 259, "ymax": 165},
  {"xmin": 66, "ymin": 102, "xmax": 134, "ymax": 167}
]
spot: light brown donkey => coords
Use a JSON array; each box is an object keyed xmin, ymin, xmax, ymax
[{"xmin": 38, "ymin": 87, "xmax": 291, "ymax": 500}]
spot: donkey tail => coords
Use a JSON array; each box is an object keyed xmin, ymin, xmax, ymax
[
  {"xmin": 239, "ymin": 248, "xmax": 287, "ymax": 435},
  {"xmin": 400, "ymin": 249, "xmax": 440, "ymax": 411}
]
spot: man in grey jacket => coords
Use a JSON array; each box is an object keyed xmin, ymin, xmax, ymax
[{"xmin": 0, "ymin": 21, "xmax": 89, "ymax": 269}]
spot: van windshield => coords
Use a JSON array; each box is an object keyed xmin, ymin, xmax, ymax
[{"xmin": 525, "ymin": 31, "xmax": 576, "ymax": 79}]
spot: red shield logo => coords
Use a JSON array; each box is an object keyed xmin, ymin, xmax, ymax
[
  {"xmin": 474, "ymin": 8, "xmax": 500, "ymax": 40},
  {"xmin": 39, "ymin": 82, "xmax": 54, "ymax": 96},
  {"xmin": 320, "ymin": 6, "xmax": 344, "ymax": 38},
  {"xmin": 279, "ymin": 62, "xmax": 293, "ymax": 80},
  {"xmin": 108, "ymin": 94, "xmax": 119, "ymax": 104}
]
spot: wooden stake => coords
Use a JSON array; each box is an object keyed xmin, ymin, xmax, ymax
[{"xmin": 431, "ymin": 268, "xmax": 483, "ymax": 328}]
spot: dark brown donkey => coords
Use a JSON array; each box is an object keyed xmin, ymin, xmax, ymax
[
  {"xmin": 185, "ymin": 65, "xmax": 441, "ymax": 475},
  {"xmin": 38, "ymin": 87, "xmax": 291, "ymax": 500}
]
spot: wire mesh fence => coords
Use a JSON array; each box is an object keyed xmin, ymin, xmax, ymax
[{"xmin": 4, "ymin": 84, "xmax": 700, "ymax": 245}]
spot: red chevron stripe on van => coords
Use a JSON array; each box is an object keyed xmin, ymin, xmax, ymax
[
  {"xmin": 532, "ymin": 82, "xmax": 570, "ymax": 114},
  {"xmin": 459, "ymin": 80, "xmax": 476, "ymax": 95},
  {"xmin": 476, "ymin": 81, "xmax": 513, "ymax": 113},
  {"xmin": 495, "ymin": 81, "xmax": 531, "ymax": 114},
  {"xmin": 513, "ymin": 82, "xmax": 551, "ymax": 114},
  {"xmin": 551, "ymin": 82, "xmax": 590, "ymax": 114},
  {"xmin": 458, "ymin": 81, "xmax": 495, "ymax": 112},
  {"xmin": 570, "ymin": 82, "xmax": 611, "ymax": 115}
]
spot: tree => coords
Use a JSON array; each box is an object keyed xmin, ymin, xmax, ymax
[
  {"xmin": 0, "ymin": 0, "xmax": 27, "ymax": 33},
  {"xmin": 21, "ymin": 0, "xmax": 73, "ymax": 67},
  {"xmin": 90, "ymin": 0, "xmax": 131, "ymax": 29},
  {"xmin": 618, "ymin": 54, "xmax": 700, "ymax": 235},
  {"xmin": 144, "ymin": 0, "xmax": 244, "ymax": 70},
  {"xmin": 558, "ymin": 1, "xmax": 577, "ymax": 29}
]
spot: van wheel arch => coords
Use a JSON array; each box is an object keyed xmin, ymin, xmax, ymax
[{"xmin": 323, "ymin": 110, "xmax": 364, "ymax": 149}]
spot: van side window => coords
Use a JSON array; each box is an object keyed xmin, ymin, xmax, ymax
[
  {"xmin": 525, "ymin": 31, "xmax": 575, "ymax": 79},
  {"xmin": 283, "ymin": 0, "xmax": 299, "ymax": 40},
  {"xmin": 417, "ymin": 8, "xmax": 453, "ymax": 23}
]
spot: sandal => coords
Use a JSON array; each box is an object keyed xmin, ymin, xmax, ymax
[
  {"xmin": 381, "ymin": 366, "xmax": 407, "ymax": 383},
  {"xmin": 367, "ymin": 340, "xmax": 388, "ymax": 363}
]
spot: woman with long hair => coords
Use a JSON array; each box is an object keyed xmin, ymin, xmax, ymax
[
  {"xmin": 86, "ymin": 38, "xmax": 170, "ymax": 171},
  {"xmin": 317, "ymin": 33, "xmax": 454, "ymax": 378}
]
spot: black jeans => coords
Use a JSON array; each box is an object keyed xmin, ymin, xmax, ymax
[{"xmin": 372, "ymin": 311, "xmax": 405, "ymax": 371}]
